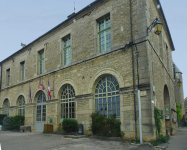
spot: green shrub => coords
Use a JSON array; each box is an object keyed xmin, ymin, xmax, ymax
[
  {"xmin": 154, "ymin": 107, "xmax": 162, "ymax": 134},
  {"xmin": 2, "ymin": 116, "xmax": 14, "ymax": 130},
  {"xmin": 0, "ymin": 114, "xmax": 7, "ymax": 125},
  {"xmin": 62, "ymin": 119, "xmax": 78, "ymax": 132},
  {"xmin": 185, "ymin": 120, "xmax": 187, "ymax": 126},
  {"xmin": 90, "ymin": 113, "xmax": 123, "ymax": 137},
  {"xmin": 176, "ymin": 102, "xmax": 182, "ymax": 122},
  {"xmin": 13, "ymin": 115, "xmax": 24, "ymax": 129},
  {"xmin": 151, "ymin": 134, "xmax": 169, "ymax": 146}
]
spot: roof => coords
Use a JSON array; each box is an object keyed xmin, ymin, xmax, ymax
[
  {"xmin": 173, "ymin": 62, "xmax": 182, "ymax": 73},
  {"xmin": 156, "ymin": 0, "xmax": 175, "ymax": 51},
  {"xmin": 0, "ymin": 0, "xmax": 175, "ymax": 64}
]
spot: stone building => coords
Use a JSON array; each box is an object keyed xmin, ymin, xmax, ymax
[{"xmin": 0, "ymin": 0, "xmax": 184, "ymax": 141}]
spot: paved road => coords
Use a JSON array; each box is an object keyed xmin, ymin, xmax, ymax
[
  {"xmin": 1, "ymin": 129, "xmax": 187, "ymax": 150},
  {"xmin": 160, "ymin": 128, "xmax": 187, "ymax": 150},
  {"xmin": 0, "ymin": 131, "xmax": 130, "ymax": 150}
]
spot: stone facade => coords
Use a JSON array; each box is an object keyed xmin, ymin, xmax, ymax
[{"xmin": 0, "ymin": 0, "xmax": 184, "ymax": 141}]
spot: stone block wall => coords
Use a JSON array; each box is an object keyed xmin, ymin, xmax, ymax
[{"xmin": 147, "ymin": 0, "xmax": 178, "ymax": 135}]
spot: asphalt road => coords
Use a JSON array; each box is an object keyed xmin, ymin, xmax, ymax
[
  {"xmin": 1, "ymin": 129, "xmax": 187, "ymax": 150},
  {"xmin": 160, "ymin": 128, "xmax": 187, "ymax": 150},
  {"xmin": 0, "ymin": 131, "xmax": 130, "ymax": 150}
]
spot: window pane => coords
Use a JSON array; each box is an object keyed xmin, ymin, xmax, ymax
[
  {"xmin": 63, "ymin": 37, "xmax": 71, "ymax": 65},
  {"xmin": 95, "ymin": 75, "xmax": 120, "ymax": 117},
  {"xmin": 60, "ymin": 85, "xmax": 75, "ymax": 119},
  {"xmin": 18, "ymin": 96, "xmax": 25, "ymax": 116}
]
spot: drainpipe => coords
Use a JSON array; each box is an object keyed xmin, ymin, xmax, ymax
[
  {"xmin": 135, "ymin": 45, "xmax": 139, "ymax": 87},
  {"xmin": 130, "ymin": 0, "xmax": 137, "ymax": 142}
]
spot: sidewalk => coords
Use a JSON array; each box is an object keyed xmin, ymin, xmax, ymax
[{"xmin": 160, "ymin": 128, "xmax": 187, "ymax": 150}]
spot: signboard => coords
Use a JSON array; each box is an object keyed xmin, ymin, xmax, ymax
[
  {"xmin": 166, "ymin": 107, "xmax": 169, "ymax": 112},
  {"xmin": 165, "ymin": 114, "xmax": 170, "ymax": 119},
  {"xmin": 172, "ymin": 111, "xmax": 177, "ymax": 123}
]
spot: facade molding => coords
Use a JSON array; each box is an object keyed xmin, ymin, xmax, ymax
[
  {"xmin": 9, "ymin": 106, "xmax": 17, "ymax": 109},
  {"xmin": 33, "ymin": 90, "xmax": 48, "ymax": 104},
  {"xmin": 16, "ymin": 94, "xmax": 27, "ymax": 105},
  {"xmin": 46, "ymin": 99, "xmax": 59, "ymax": 103},
  {"xmin": 0, "ymin": 46, "xmax": 125, "ymax": 92},
  {"xmin": 56, "ymin": 79, "xmax": 79, "ymax": 98},
  {"xmin": 88, "ymin": 68, "xmax": 124, "ymax": 94},
  {"xmin": 75, "ymin": 93, "xmax": 93, "ymax": 100}
]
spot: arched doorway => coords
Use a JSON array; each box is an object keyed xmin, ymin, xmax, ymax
[
  {"xmin": 164, "ymin": 85, "xmax": 171, "ymax": 135},
  {"xmin": 35, "ymin": 91, "xmax": 46, "ymax": 132}
]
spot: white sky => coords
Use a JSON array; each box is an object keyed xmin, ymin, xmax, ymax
[{"xmin": 0, "ymin": 0, "xmax": 186, "ymax": 98}]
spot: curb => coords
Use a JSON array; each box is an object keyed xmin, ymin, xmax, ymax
[
  {"xmin": 89, "ymin": 136, "xmax": 122, "ymax": 141},
  {"xmin": 63, "ymin": 135, "xmax": 88, "ymax": 138}
]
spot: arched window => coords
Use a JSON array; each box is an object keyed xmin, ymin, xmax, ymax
[
  {"xmin": 95, "ymin": 75, "xmax": 120, "ymax": 117},
  {"xmin": 60, "ymin": 85, "xmax": 75, "ymax": 119},
  {"xmin": 3, "ymin": 99, "xmax": 10, "ymax": 116},
  {"xmin": 18, "ymin": 96, "xmax": 25, "ymax": 116}
]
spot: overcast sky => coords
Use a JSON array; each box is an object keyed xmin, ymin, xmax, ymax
[{"xmin": 0, "ymin": 0, "xmax": 186, "ymax": 98}]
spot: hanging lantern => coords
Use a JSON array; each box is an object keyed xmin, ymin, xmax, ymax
[
  {"xmin": 153, "ymin": 18, "xmax": 163, "ymax": 35},
  {"xmin": 177, "ymin": 79, "xmax": 182, "ymax": 87}
]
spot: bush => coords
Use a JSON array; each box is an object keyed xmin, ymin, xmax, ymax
[
  {"xmin": 3, "ymin": 116, "xmax": 14, "ymax": 130},
  {"xmin": 176, "ymin": 103, "xmax": 182, "ymax": 122},
  {"xmin": 154, "ymin": 107, "xmax": 162, "ymax": 134},
  {"xmin": 13, "ymin": 115, "xmax": 24, "ymax": 129},
  {"xmin": 0, "ymin": 114, "xmax": 7, "ymax": 125},
  {"xmin": 151, "ymin": 134, "xmax": 169, "ymax": 146},
  {"xmin": 62, "ymin": 119, "xmax": 78, "ymax": 132},
  {"xmin": 185, "ymin": 120, "xmax": 187, "ymax": 127},
  {"xmin": 90, "ymin": 113, "xmax": 123, "ymax": 137}
]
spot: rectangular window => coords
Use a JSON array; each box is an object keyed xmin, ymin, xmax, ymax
[
  {"xmin": 6, "ymin": 68, "xmax": 10, "ymax": 86},
  {"xmin": 20, "ymin": 61, "xmax": 25, "ymax": 81},
  {"xmin": 98, "ymin": 17, "xmax": 111, "ymax": 53},
  {"xmin": 63, "ymin": 36, "xmax": 71, "ymax": 65},
  {"xmin": 39, "ymin": 50, "xmax": 44, "ymax": 74}
]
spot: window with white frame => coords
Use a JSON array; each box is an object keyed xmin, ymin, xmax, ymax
[
  {"xmin": 98, "ymin": 16, "xmax": 111, "ymax": 53},
  {"xmin": 63, "ymin": 36, "xmax": 71, "ymax": 65},
  {"xmin": 3, "ymin": 99, "xmax": 10, "ymax": 116},
  {"xmin": 39, "ymin": 50, "xmax": 44, "ymax": 74},
  {"xmin": 20, "ymin": 61, "xmax": 25, "ymax": 81},
  {"xmin": 60, "ymin": 84, "xmax": 75, "ymax": 119},
  {"xmin": 18, "ymin": 96, "xmax": 25, "ymax": 116},
  {"xmin": 95, "ymin": 75, "xmax": 120, "ymax": 117},
  {"xmin": 6, "ymin": 68, "xmax": 10, "ymax": 86}
]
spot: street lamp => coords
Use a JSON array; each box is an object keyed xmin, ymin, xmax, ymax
[
  {"xmin": 147, "ymin": 18, "xmax": 163, "ymax": 35},
  {"xmin": 177, "ymin": 79, "xmax": 182, "ymax": 87}
]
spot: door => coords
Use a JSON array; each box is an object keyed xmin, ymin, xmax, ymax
[{"xmin": 35, "ymin": 92, "xmax": 46, "ymax": 132}]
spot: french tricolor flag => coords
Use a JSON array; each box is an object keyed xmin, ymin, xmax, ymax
[{"xmin": 48, "ymin": 80, "xmax": 51, "ymax": 100}]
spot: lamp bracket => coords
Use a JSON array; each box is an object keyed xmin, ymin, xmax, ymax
[{"xmin": 147, "ymin": 18, "xmax": 159, "ymax": 36}]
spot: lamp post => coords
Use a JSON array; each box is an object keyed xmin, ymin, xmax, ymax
[{"xmin": 147, "ymin": 18, "xmax": 163, "ymax": 36}]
